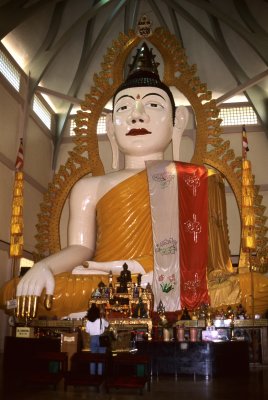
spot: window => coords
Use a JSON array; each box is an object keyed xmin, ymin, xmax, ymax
[
  {"xmin": 33, "ymin": 95, "xmax": 52, "ymax": 129},
  {"xmin": 70, "ymin": 117, "xmax": 87, "ymax": 136},
  {"xmin": 70, "ymin": 119, "xmax": 76, "ymax": 136},
  {"xmin": 70, "ymin": 115, "xmax": 107, "ymax": 136},
  {"xmin": 19, "ymin": 257, "xmax": 34, "ymax": 268},
  {"xmin": 97, "ymin": 116, "xmax": 107, "ymax": 135},
  {"xmin": 19, "ymin": 257, "xmax": 34, "ymax": 277},
  {"xmin": 0, "ymin": 49, "xmax": 21, "ymax": 91},
  {"xmin": 219, "ymin": 106, "xmax": 258, "ymax": 126}
]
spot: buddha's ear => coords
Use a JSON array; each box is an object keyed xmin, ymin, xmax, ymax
[
  {"xmin": 172, "ymin": 106, "xmax": 189, "ymax": 161},
  {"xmin": 106, "ymin": 113, "xmax": 119, "ymax": 170}
]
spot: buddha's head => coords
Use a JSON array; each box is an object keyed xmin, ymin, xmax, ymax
[
  {"xmin": 108, "ymin": 42, "xmax": 188, "ymax": 168},
  {"xmin": 113, "ymin": 45, "xmax": 176, "ymax": 121}
]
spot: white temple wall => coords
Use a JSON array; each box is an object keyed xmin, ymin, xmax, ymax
[
  {"xmin": 25, "ymin": 116, "xmax": 54, "ymax": 187},
  {"xmin": 0, "ymin": 75, "xmax": 54, "ymax": 352},
  {"xmin": 0, "ymin": 250, "xmax": 13, "ymax": 353},
  {"xmin": 0, "ymin": 163, "xmax": 14, "ymax": 243}
]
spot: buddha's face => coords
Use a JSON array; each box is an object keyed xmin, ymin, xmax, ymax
[{"xmin": 113, "ymin": 86, "xmax": 173, "ymax": 156}]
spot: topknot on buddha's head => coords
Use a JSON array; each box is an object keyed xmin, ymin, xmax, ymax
[{"xmin": 113, "ymin": 42, "xmax": 175, "ymax": 120}]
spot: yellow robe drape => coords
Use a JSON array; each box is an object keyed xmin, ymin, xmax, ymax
[{"xmin": 1, "ymin": 169, "xmax": 268, "ymax": 317}]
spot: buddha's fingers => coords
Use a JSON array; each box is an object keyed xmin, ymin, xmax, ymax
[
  {"xmin": 44, "ymin": 294, "xmax": 53, "ymax": 310},
  {"xmin": 16, "ymin": 295, "xmax": 38, "ymax": 318},
  {"xmin": 28, "ymin": 295, "xmax": 38, "ymax": 318},
  {"xmin": 15, "ymin": 296, "xmax": 21, "ymax": 318}
]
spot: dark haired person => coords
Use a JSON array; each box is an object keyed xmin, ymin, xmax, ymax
[{"xmin": 85, "ymin": 303, "xmax": 109, "ymax": 375}]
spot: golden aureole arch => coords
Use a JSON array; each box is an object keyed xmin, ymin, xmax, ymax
[{"xmin": 35, "ymin": 27, "xmax": 267, "ymax": 270}]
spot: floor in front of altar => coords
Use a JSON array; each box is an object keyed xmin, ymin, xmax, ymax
[{"xmin": 1, "ymin": 357, "xmax": 268, "ymax": 400}]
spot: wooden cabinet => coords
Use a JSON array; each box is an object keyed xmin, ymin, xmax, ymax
[{"xmin": 136, "ymin": 340, "xmax": 250, "ymax": 378}]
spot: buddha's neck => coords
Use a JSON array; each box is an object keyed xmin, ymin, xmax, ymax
[{"xmin": 124, "ymin": 152, "xmax": 164, "ymax": 170}]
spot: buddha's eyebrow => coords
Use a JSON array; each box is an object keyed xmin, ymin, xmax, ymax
[
  {"xmin": 115, "ymin": 94, "xmax": 135, "ymax": 104},
  {"xmin": 142, "ymin": 93, "xmax": 166, "ymax": 101}
]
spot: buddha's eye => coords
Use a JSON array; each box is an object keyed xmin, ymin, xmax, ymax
[
  {"xmin": 116, "ymin": 105, "xmax": 130, "ymax": 112},
  {"xmin": 145, "ymin": 102, "xmax": 164, "ymax": 110}
]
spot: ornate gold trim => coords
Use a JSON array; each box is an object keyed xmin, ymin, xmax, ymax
[{"xmin": 35, "ymin": 28, "xmax": 267, "ymax": 269}]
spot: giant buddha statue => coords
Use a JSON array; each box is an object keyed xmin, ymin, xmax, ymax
[{"xmin": 1, "ymin": 42, "xmax": 268, "ymax": 319}]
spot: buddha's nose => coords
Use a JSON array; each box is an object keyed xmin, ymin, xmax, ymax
[{"xmin": 127, "ymin": 100, "xmax": 150, "ymax": 124}]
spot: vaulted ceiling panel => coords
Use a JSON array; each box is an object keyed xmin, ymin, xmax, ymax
[{"xmin": 0, "ymin": 0, "xmax": 267, "ymax": 163}]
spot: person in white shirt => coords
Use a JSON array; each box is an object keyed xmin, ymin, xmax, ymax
[{"xmin": 85, "ymin": 303, "xmax": 109, "ymax": 375}]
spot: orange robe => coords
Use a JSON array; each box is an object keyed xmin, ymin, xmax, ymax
[{"xmin": 1, "ymin": 170, "xmax": 268, "ymax": 317}]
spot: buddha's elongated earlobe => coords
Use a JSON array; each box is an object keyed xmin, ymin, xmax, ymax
[
  {"xmin": 106, "ymin": 113, "xmax": 119, "ymax": 169},
  {"xmin": 172, "ymin": 106, "xmax": 189, "ymax": 161}
]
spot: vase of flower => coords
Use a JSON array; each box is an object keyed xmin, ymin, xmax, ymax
[
  {"xmin": 163, "ymin": 328, "xmax": 170, "ymax": 341},
  {"xmin": 190, "ymin": 327, "xmax": 198, "ymax": 342},
  {"xmin": 176, "ymin": 326, "xmax": 185, "ymax": 342}
]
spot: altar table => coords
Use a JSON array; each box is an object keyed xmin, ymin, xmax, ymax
[{"xmin": 136, "ymin": 340, "xmax": 249, "ymax": 378}]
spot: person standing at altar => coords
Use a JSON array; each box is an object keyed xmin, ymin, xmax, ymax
[{"xmin": 85, "ymin": 303, "xmax": 109, "ymax": 375}]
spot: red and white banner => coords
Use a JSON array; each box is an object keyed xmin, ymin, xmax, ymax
[
  {"xmin": 242, "ymin": 125, "xmax": 249, "ymax": 158},
  {"xmin": 146, "ymin": 160, "xmax": 209, "ymax": 311},
  {"xmin": 15, "ymin": 138, "xmax": 24, "ymax": 170}
]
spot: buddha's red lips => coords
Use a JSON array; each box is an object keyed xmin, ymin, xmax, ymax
[{"xmin": 126, "ymin": 128, "xmax": 151, "ymax": 136}]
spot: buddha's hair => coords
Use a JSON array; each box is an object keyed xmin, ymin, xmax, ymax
[{"xmin": 112, "ymin": 70, "xmax": 176, "ymax": 122}]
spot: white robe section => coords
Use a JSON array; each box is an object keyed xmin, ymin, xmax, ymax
[{"xmin": 146, "ymin": 160, "xmax": 180, "ymax": 312}]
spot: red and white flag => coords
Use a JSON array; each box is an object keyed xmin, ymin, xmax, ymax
[
  {"xmin": 242, "ymin": 125, "xmax": 249, "ymax": 158},
  {"xmin": 15, "ymin": 138, "xmax": 24, "ymax": 170}
]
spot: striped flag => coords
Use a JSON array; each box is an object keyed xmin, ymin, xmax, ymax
[
  {"xmin": 242, "ymin": 125, "xmax": 249, "ymax": 158},
  {"xmin": 15, "ymin": 138, "xmax": 24, "ymax": 170},
  {"xmin": 10, "ymin": 138, "xmax": 24, "ymax": 257}
]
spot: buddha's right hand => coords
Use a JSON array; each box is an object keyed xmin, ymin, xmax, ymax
[{"xmin": 16, "ymin": 264, "xmax": 55, "ymax": 318}]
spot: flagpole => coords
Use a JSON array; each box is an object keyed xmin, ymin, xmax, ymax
[
  {"xmin": 240, "ymin": 126, "xmax": 256, "ymax": 311},
  {"xmin": 11, "ymin": 256, "xmax": 16, "ymax": 281},
  {"xmin": 240, "ymin": 125, "xmax": 257, "ymax": 361},
  {"xmin": 10, "ymin": 139, "xmax": 24, "ymax": 271},
  {"xmin": 10, "ymin": 73, "xmax": 30, "ymax": 276}
]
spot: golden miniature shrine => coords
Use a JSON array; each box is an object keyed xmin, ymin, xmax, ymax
[
  {"xmin": 89, "ymin": 265, "xmax": 153, "ymax": 318},
  {"xmin": 87, "ymin": 266, "xmax": 153, "ymax": 347}
]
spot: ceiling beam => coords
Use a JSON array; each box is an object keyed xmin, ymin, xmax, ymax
[
  {"xmin": 234, "ymin": 0, "xmax": 268, "ymax": 36},
  {"xmin": 185, "ymin": 0, "xmax": 268, "ymax": 61},
  {"xmin": 216, "ymin": 69, "xmax": 268, "ymax": 105},
  {"xmin": 124, "ymin": 0, "xmax": 140, "ymax": 32},
  {"xmin": 25, "ymin": 0, "xmax": 114, "ymax": 96},
  {"xmin": 168, "ymin": 6, "xmax": 184, "ymax": 46},
  {"xmin": 29, "ymin": 0, "xmax": 67, "ymax": 60},
  {"xmin": 148, "ymin": 0, "xmax": 169, "ymax": 30},
  {"xmin": 52, "ymin": 0, "xmax": 127, "ymax": 168},
  {"xmin": 36, "ymin": 85, "xmax": 83, "ymax": 105},
  {"xmin": 208, "ymin": 13, "xmax": 268, "ymax": 134},
  {"xmin": 0, "ymin": 0, "xmax": 56, "ymax": 39}
]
